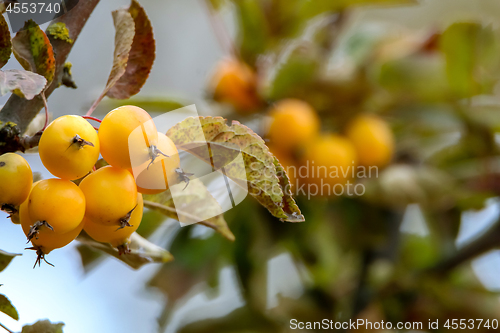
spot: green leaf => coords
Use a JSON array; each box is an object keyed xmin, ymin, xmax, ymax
[
  {"xmin": 0, "ymin": 14, "xmax": 11, "ymax": 68},
  {"xmin": 268, "ymin": 45, "xmax": 320, "ymax": 100},
  {"xmin": 76, "ymin": 244, "xmax": 104, "ymax": 273},
  {"xmin": 208, "ymin": 0, "xmax": 227, "ymax": 10},
  {"xmin": 0, "ymin": 249, "xmax": 21, "ymax": 272},
  {"xmin": 77, "ymin": 232, "xmax": 173, "ymax": 270},
  {"xmin": 143, "ymin": 183, "xmax": 235, "ymax": 241},
  {"xmin": 300, "ymin": 0, "xmax": 417, "ymax": 18},
  {"xmin": 234, "ymin": 0, "xmax": 269, "ymax": 63},
  {"xmin": 96, "ymin": 97, "xmax": 185, "ymax": 115},
  {"xmin": 0, "ymin": 69, "xmax": 47, "ymax": 100},
  {"xmin": 378, "ymin": 54, "xmax": 449, "ymax": 102},
  {"xmin": 0, "ymin": 294, "xmax": 19, "ymax": 320},
  {"xmin": 12, "ymin": 20, "xmax": 56, "ymax": 84},
  {"xmin": 440, "ymin": 22, "xmax": 500, "ymax": 98},
  {"xmin": 106, "ymin": 0, "xmax": 156, "ymax": 99},
  {"xmin": 166, "ymin": 116, "xmax": 304, "ymax": 222},
  {"xmin": 148, "ymin": 228, "xmax": 227, "ymax": 324},
  {"xmin": 136, "ymin": 209, "xmax": 167, "ymax": 238},
  {"xmin": 46, "ymin": 23, "xmax": 73, "ymax": 44},
  {"xmin": 399, "ymin": 233, "xmax": 440, "ymax": 269},
  {"xmin": 21, "ymin": 320, "xmax": 64, "ymax": 333}
]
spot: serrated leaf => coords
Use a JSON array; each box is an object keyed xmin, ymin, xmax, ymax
[
  {"xmin": 77, "ymin": 231, "xmax": 173, "ymax": 270},
  {"xmin": 0, "ymin": 69, "xmax": 47, "ymax": 100},
  {"xmin": 166, "ymin": 116, "xmax": 304, "ymax": 222},
  {"xmin": 12, "ymin": 20, "xmax": 55, "ymax": 84},
  {"xmin": 21, "ymin": 320, "xmax": 64, "ymax": 333},
  {"xmin": 0, "ymin": 14, "xmax": 11, "ymax": 68},
  {"xmin": 0, "ymin": 249, "xmax": 21, "ymax": 272},
  {"xmin": 0, "ymin": 294, "xmax": 19, "ymax": 321},
  {"xmin": 144, "ymin": 181, "xmax": 236, "ymax": 241},
  {"xmin": 107, "ymin": 0, "xmax": 155, "ymax": 99},
  {"xmin": 273, "ymin": 158, "xmax": 304, "ymax": 222}
]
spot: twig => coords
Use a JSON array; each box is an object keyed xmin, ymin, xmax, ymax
[
  {"xmin": 200, "ymin": 0, "xmax": 238, "ymax": 58},
  {"xmin": 0, "ymin": 322, "xmax": 13, "ymax": 333},
  {"xmin": 427, "ymin": 218, "xmax": 500, "ymax": 275},
  {"xmin": 85, "ymin": 93, "xmax": 104, "ymax": 117},
  {"xmin": 82, "ymin": 116, "xmax": 102, "ymax": 123},
  {"xmin": 0, "ymin": 123, "xmax": 42, "ymax": 154},
  {"xmin": 0, "ymin": 0, "xmax": 102, "ymax": 133},
  {"xmin": 41, "ymin": 92, "xmax": 49, "ymax": 130}
]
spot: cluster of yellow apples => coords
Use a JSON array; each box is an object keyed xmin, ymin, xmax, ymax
[
  {"xmin": 265, "ymin": 99, "xmax": 394, "ymax": 196},
  {"xmin": 210, "ymin": 58, "xmax": 395, "ymax": 197},
  {"xmin": 0, "ymin": 106, "xmax": 181, "ymax": 267}
]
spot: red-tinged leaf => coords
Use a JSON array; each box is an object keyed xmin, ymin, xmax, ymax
[
  {"xmin": 107, "ymin": 0, "xmax": 155, "ymax": 99},
  {"xmin": 0, "ymin": 14, "xmax": 11, "ymax": 68},
  {"xmin": 104, "ymin": 8, "xmax": 135, "ymax": 96},
  {"xmin": 86, "ymin": 5, "xmax": 135, "ymax": 114},
  {"xmin": 0, "ymin": 69, "xmax": 47, "ymax": 100},
  {"xmin": 12, "ymin": 20, "xmax": 55, "ymax": 84}
]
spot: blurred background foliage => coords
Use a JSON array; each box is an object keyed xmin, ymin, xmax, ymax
[
  {"xmin": 5, "ymin": 0, "xmax": 500, "ymax": 332},
  {"xmin": 105, "ymin": 0, "xmax": 500, "ymax": 331},
  {"xmin": 114, "ymin": 0, "xmax": 500, "ymax": 331}
]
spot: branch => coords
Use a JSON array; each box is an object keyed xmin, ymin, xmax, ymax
[
  {"xmin": 0, "ymin": 0, "xmax": 101, "ymax": 133},
  {"xmin": 0, "ymin": 322, "xmax": 13, "ymax": 333},
  {"xmin": 428, "ymin": 218, "xmax": 500, "ymax": 275}
]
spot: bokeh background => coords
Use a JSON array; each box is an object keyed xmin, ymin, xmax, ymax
[{"xmin": 3, "ymin": 0, "xmax": 500, "ymax": 332}]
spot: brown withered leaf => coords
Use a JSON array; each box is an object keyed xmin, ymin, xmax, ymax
[
  {"xmin": 0, "ymin": 14, "xmax": 11, "ymax": 68},
  {"xmin": 12, "ymin": 20, "xmax": 55, "ymax": 84},
  {"xmin": 107, "ymin": 0, "xmax": 155, "ymax": 99},
  {"xmin": 103, "ymin": 7, "xmax": 135, "ymax": 95}
]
